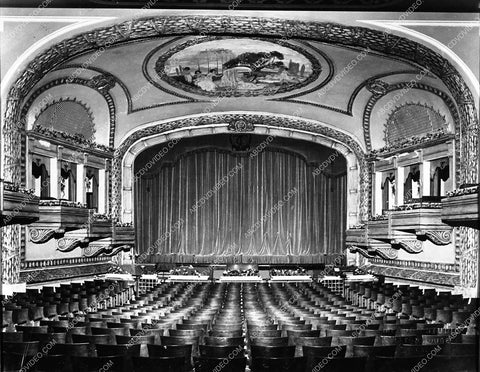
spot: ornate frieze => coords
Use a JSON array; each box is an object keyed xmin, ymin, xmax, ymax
[
  {"xmin": 19, "ymin": 262, "xmax": 114, "ymax": 283},
  {"xmin": 364, "ymin": 263, "xmax": 460, "ymax": 287}
]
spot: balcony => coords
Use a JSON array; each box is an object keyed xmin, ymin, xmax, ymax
[
  {"xmin": 390, "ymin": 198, "xmax": 453, "ymax": 245},
  {"xmin": 441, "ymin": 185, "xmax": 479, "ymax": 229},
  {"xmin": 1, "ymin": 182, "xmax": 39, "ymax": 227},
  {"xmin": 347, "ymin": 200, "xmax": 453, "ymax": 257},
  {"xmin": 29, "ymin": 199, "xmax": 89, "ymax": 243}
]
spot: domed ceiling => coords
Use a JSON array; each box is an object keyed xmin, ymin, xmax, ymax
[{"xmin": 18, "ymin": 16, "xmax": 472, "ymax": 155}]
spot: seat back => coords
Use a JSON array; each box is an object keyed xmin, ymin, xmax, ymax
[
  {"xmin": 204, "ymin": 336, "xmax": 244, "ymax": 346},
  {"xmin": 308, "ymin": 357, "xmax": 367, "ymax": 372},
  {"xmin": 251, "ymin": 345, "xmax": 295, "ymax": 359},
  {"xmin": 302, "ymin": 344, "xmax": 347, "ymax": 370},
  {"xmin": 396, "ymin": 344, "xmax": 442, "ymax": 358},
  {"xmin": 51, "ymin": 342, "xmax": 91, "ymax": 357},
  {"xmin": 249, "ymin": 329, "xmax": 281, "ymax": 338},
  {"xmin": 294, "ymin": 336, "xmax": 332, "ymax": 356},
  {"xmin": 71, "ymin": 355, "xmax": 125, "ymax": 372},
  {"xmin": 1, "ymin": 331, "xmax": 23, "ymax": 342},
  {"xmin": 132, "ymin": 356, "xmax": 185, "ymax": 372},
  {"xmin": 72, "ymin": 333, "xmax": 111, "ymax": 345},
  {"xmin": 1, "ymin": 341, "xmax": 40, "ymax": 356},
  {"xmin": 194, "ymin": 356, "xmax": 247, "ymax": 372},
  {"xmin": 251, "ymin": 357, "xmax": 305, "ymax": 372},
  {"xmin": 353, "ymin": 345, "xmax": 397, "ymax": 358},
  {"xmin": 250, "ymin": 337, "xmax": 289, "ymax": 347},
  {"xmin": 95, "ymin": 343, "xmax": 141, "ymax": 357},
  {"xmin": 199, "ymin": 345, "xmax": 244, "ymax": 358},
  {"xmin": 35, "ymin": 354, "xmax": 70, "ymax": 372},
  {"xmin": 210, "ymin": 329, "xmax": 243, "ymax": 338}
]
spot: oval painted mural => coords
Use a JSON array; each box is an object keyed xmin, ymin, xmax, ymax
[{"xmin": 155, "ymin": 38, "xmax": 320, "ymax": 97}]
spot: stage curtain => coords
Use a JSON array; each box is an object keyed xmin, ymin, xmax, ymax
[{"xmin": 135, "ymin": 148, "xmax": 346, "ymax": 263}]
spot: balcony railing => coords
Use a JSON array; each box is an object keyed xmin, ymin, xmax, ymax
[
  {"xmin": 441, "ymin": 185, "xmax": 479, "ymax": 229},
  {"xmin": 1, "ymin": 181, "xmax": 39, "ymax": 227}
]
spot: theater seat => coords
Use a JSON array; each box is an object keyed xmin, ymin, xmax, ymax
[
  {"xmin": 147, "ymin": 343, "xmax": 193, "ymax": 371},
  {"xmin": 199, "ymin": 345, "xmax": 244, "ymax": 358},
  {"xmin": 132, "ymin": 356, "xmax": 185, "ymax": 372},
  {"xmin": 250, "ymin": 337, "xmax": 289, "ymax": 346},
  {"xmin": 251, "ymin": 345, "xmax": 296, "ymax": 359},
  {"xmin": 251, "ymin": 356, "xmax": 305, "ymax": 372},
  {"xmin": 204, "ymin": 336, "xmax": 244, "ymax": 347},
  {"xmin": 71, "ymin": 355, "xmax": 125, "ymax": 372},
  {"xmin": 308, "ymin": 357, "xmax": 367, "ymax": 372},
  {"xmin": 194, "ymin": 356, "xmax": 247, "ymax": 372}
]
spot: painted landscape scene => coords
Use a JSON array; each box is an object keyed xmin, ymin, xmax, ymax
[{"xmin": 159, "ymin": 38, "xmax": 314, "ymax": 95}]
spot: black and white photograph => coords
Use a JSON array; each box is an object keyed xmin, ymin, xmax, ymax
[{"xmin": 0, "ymin": 0, "xmax": 479, "ymax": 371}]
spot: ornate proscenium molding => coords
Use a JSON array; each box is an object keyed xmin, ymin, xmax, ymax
[
  {"xmin": 391, "ymin": 239, "xmax": 423, "ymax": 254},
  {"xmin": 57, "ymin": 237, "xmax": 90, "ymax": 252},
  {"xmin": 417, "ymin": 230, "xmax": 452, "ymax": 245},
  {"xmin": 113, "ymin": 113, "xmax": 369, "ymax": 221},
  {"xmin": 227, "ymin": 119, "xmax": 255, "ymax": 132},
  {"xmin": 29, "ymin": 227, "xmax": 64, "ymax": 243}
]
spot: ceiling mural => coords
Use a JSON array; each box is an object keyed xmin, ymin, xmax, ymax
[{"xmin": 151, "ymin": 37, "xmax": 322, "ymax": 97}]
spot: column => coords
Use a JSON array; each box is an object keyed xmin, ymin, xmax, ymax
[
  {"xmin": 374, "ymin": 171, "xmax": 383, "ymax": 215},
  {"xmin": 396, "ymin": 166, "xmax": 404, "ymax": 206},
  {"xmin": 49, "ymin": 157, "xmax": 59, "ymax": 198},
  {"xmin": 122, "ymin": 164, "xmax": 133, "ymax": 223},
  {"xmin": 98, "ymin": 169, "xmax": 106, "ymax": 214},
  {"xmin": 76, "ymin": 163, "xmax": 85, "ymax": 204},
  {"xmin": 421, "ymin": 160, "xmax": 431, "ymax": 197}
]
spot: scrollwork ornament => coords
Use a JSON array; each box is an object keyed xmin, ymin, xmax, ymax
[
  {"xmin": 30, "ymin": 228, "xmax": 55, "ymax": 243},
  {"xmin": 424, "ymin": 230, "xmax": 452, "ymax": 245}
]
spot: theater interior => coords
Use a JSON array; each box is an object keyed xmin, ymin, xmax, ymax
[{"xmin": 0, "ymin": 2, "xmax": 479, "ymax": 371}]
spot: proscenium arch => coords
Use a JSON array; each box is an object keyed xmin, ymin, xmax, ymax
[
  {"xmin": 2, "ymin": 15, "xmax": 478, "ymax": 186},
  {"xmin": 114, "ymin": 113, "xmax": 367, "ymax": 228}
]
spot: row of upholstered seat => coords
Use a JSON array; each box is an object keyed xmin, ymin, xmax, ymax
[
  {"xmin": 2, "ymin": 279, "xmax": 478, "ymax": 372},
  {"xmin": 275, "ymin": 281, "xmax": 477, "ymax": 334},
  {"xmin": 2, "ymin": 282, "xmax": 243, "ymax": 371},
  {"xmin": 2, "ymin": 279, "xmax": 136, "ymax": 326},
  {"xmin": 347, "ymin": 281, "xmax": 477, "ymax": 322},
  {"xmin": 240, "ymin": 282, "xmax": 478, "ymax": 372},
  {"xmin": 3, "ymin": 352, "xmax": 477, "ymax": 372}
]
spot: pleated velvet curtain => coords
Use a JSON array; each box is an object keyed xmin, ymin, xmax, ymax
[{"xmin": 135, "ymin": 148, "xmax": 346, "ymax": 264}]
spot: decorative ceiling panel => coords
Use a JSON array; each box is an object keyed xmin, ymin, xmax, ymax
[{"xmin": 148, "ymin": 37, "xmax": 324, "ymax": 97}]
